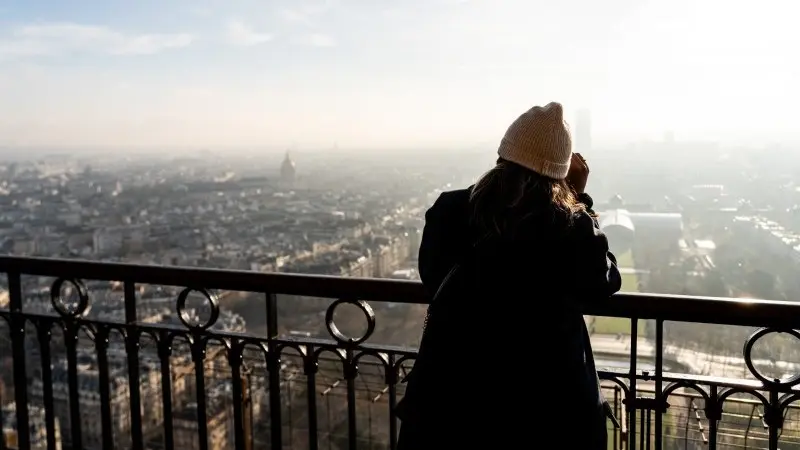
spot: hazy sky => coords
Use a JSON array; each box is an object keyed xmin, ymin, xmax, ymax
[{"xmin": 0, "ymin": 0, "xmax": 798, "ymax": 150}]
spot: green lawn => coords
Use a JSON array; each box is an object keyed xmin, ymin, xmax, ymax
[
  {"xmin": 621, "ymin": 272, "xmax": 639, "ymax": 293},
  {"xmin": 588, "ymin": 251, "xmax": 644, "ymax": 336},
  {"xmin": 591, "ymin": 316, "xmax": 645, "ymax": 336},
  {"xmin": 616, "ymin": 250, "xmax": 639, "ymax": 292},
  {"xmin": 615, "ymin": 250, "xmax": 635, "ymax": 269}
]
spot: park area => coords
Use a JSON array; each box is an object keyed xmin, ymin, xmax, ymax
[{"xmin": 589, "ymin": 251, "xmax": 645, "ymax": 336}]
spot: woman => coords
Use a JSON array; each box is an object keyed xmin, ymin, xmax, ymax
[{"xmin": 396, "ymin": 102, "xmax": 621, "ymax": 449}]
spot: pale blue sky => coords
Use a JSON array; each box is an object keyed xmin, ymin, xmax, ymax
[{"xmin": 0, "ymin": 0, "xmax": 798, "ymax": 150}]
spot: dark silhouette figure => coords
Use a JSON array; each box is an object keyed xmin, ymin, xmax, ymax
[{"xmin": 396, "ymin": 103, "xmax": 622, "ymax": 449}]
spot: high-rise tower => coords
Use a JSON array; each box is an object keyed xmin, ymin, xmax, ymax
[{"xmin": 575, "ymin": 109, "xmax": 592, "ymax": 154}]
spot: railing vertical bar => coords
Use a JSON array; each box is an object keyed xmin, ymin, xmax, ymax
[
  {"xmin": 388, "ymin": 354, "xmax": 398, "ymax": 450},
  {"xmin": 654, "ymin": 319, "xmax": 663, "ymax": 450},
  {"xmin": 192, "ymin": 340, "xmax": 210, "ymax": 450},
  {"xmin": 768, "ymin": 390, "xmax": 779, "ymax": 450},
  {"xmin": 708, "ymin": 386, "xmax": 718, "ymax": 450},
  {"xmin": 94, "ymin": 328, "xmax": 114, "ymax": 449},
  {"xmin": 685, "ymin": 399, "xmax": 693, "ymax": 450},
  {"xmin": 65, "ymin": 319, "xmax": 82, "ymax": 449},
  {"xmin": 266, "ymin": 292, "xmax": 283, "ymax": 449},
  {"xmin": 306, "ymin": 345, "xmax": 319, "ymax": 450},
  {"xmin": 37, "ymin": 322, "xmax": 57, "ymax": 450},
  {"xmin": 245, "ymin": 372, "xmax": 254, "ymax": 450},
  {"xmin": 0, "ymin": 361, "xmax": 5, "ymax": 450},
  {"xmin": 346, "ymin": 349, "xmax": 358, "ymax": 450},
  {"xmin": 644, "ymin": 408, "xmax": 651, "ymax": 450},
  {"xmin": 613, "ymin": 386, "xmax": 620, "ymax": 450},
  {"xmin": 230, "ymin": 341, "xmax": 246, "ymax": 450},
  {"xmin": 123, "ymin": 281, "xmax": 144, "ymax": 450},
  {"xmin": 158, "ymin": 333, "xmax": 174, "ymax": 450},
  {"xmin": 9, "ymin": 271, "xmax": 31, "ymax": 450},
  {"xmin": 629, "ymin": 317, "xmax": 638, "ymax": 450},
  {"xmin": 0, "ymin": 368, "xmax": 6, "ymax": 450},
  {"xmin": 288, "ymin": 380, "xmax": 296, "ymax": 442}
]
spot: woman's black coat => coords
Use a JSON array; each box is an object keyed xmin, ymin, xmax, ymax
[{"xmin": 397, "ymin": 187, "xmax": 622, "ymax": 449}]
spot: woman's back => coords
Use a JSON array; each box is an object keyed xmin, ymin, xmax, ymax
[{"xmin": 415, "ymin": 185, "xmax": 610, "ymax": 396}]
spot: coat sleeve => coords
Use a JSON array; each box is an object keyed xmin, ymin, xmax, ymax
[
  {"xmin": 418, "ymin": 191, "xmax": 469, "ymax": 294},
  {"xmin": 569, "ymin": 194, "xmax": 622, "ymax": 301}
]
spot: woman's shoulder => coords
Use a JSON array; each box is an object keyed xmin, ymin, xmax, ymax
[
  {"xmin": 427, "ymin": 187, "xmax": 472, "ymax": 218},
  {"xmin": 436, "ymin": 186, "xmax": 472, "ymax": 205}
]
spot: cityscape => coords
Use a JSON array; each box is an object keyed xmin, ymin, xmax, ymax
[{"xmin": 2, "ymin": 0, "xmax": 800, "ymax": 448}]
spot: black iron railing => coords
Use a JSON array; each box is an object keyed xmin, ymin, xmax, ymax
[{"xmin": 1, "ymin": 256, "xmax": 800, "ymax": 450}]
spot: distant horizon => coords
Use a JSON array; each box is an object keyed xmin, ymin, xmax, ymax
[{"xmin": 0, "ymin": 136, "xmax": 794, "ymax": 159}]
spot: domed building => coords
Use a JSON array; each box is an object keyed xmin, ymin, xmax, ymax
[
  {"xmin": 597, "ymin": 193, "xmax": 683, "ymax": 259},
  {"xmin": 598, "ymin": 209, "xmax": 636, "ymax": 255},
  {"xmin": 280, "ymin": 151, "xmax": 296, "ymax": 184}
]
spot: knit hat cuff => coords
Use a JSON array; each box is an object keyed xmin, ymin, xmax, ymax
[{"xmin": 498, "ymin": 142, "xmax": 571, "ymax": 180}]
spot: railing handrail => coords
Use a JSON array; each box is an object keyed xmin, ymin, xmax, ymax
[
  {"xmin": 0, "ymin": 255, "xmax": 425, "ymax": 302},
  {"xmin": 1, "ymin": 256, "xmax": 798, "ymax": 328}
]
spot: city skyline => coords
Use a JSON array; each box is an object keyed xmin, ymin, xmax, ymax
[{"xmin": 1, "ymin": 0, "xmax": 799, "ymax": 149}]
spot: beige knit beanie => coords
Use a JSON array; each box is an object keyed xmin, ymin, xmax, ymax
[{"xmin": 497, "ymin": 102, "xmax": 572, "ymax": 180}]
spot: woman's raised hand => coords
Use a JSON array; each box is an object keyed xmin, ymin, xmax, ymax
[{"xmin": 566, "ymin": 153, "xmax": 589, "ymax": 194}]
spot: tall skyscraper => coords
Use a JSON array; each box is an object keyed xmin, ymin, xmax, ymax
[{"xmin": 575, "ymin": 109, "xmax": 592, "ymax": 153}]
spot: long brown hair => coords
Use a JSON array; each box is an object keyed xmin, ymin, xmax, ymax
[{"xmin": 469, "ymin": 159, "xmax": 583, "ymax": 238}]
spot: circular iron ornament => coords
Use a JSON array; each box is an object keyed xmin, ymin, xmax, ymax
[
  {"xmin": 325, "ymin": 299, "xmax": 376, "ymax": 346},
  {"xmin": 743, "ymin": 327, "xmax": 800, "ymax": 388},
  {"xmin": 176, "ymin": 287, "xmax": 220, "ymax": 331},
  {"xmin": 50, "ymin": 278, "xmax": 91, "ymax": 318}
]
